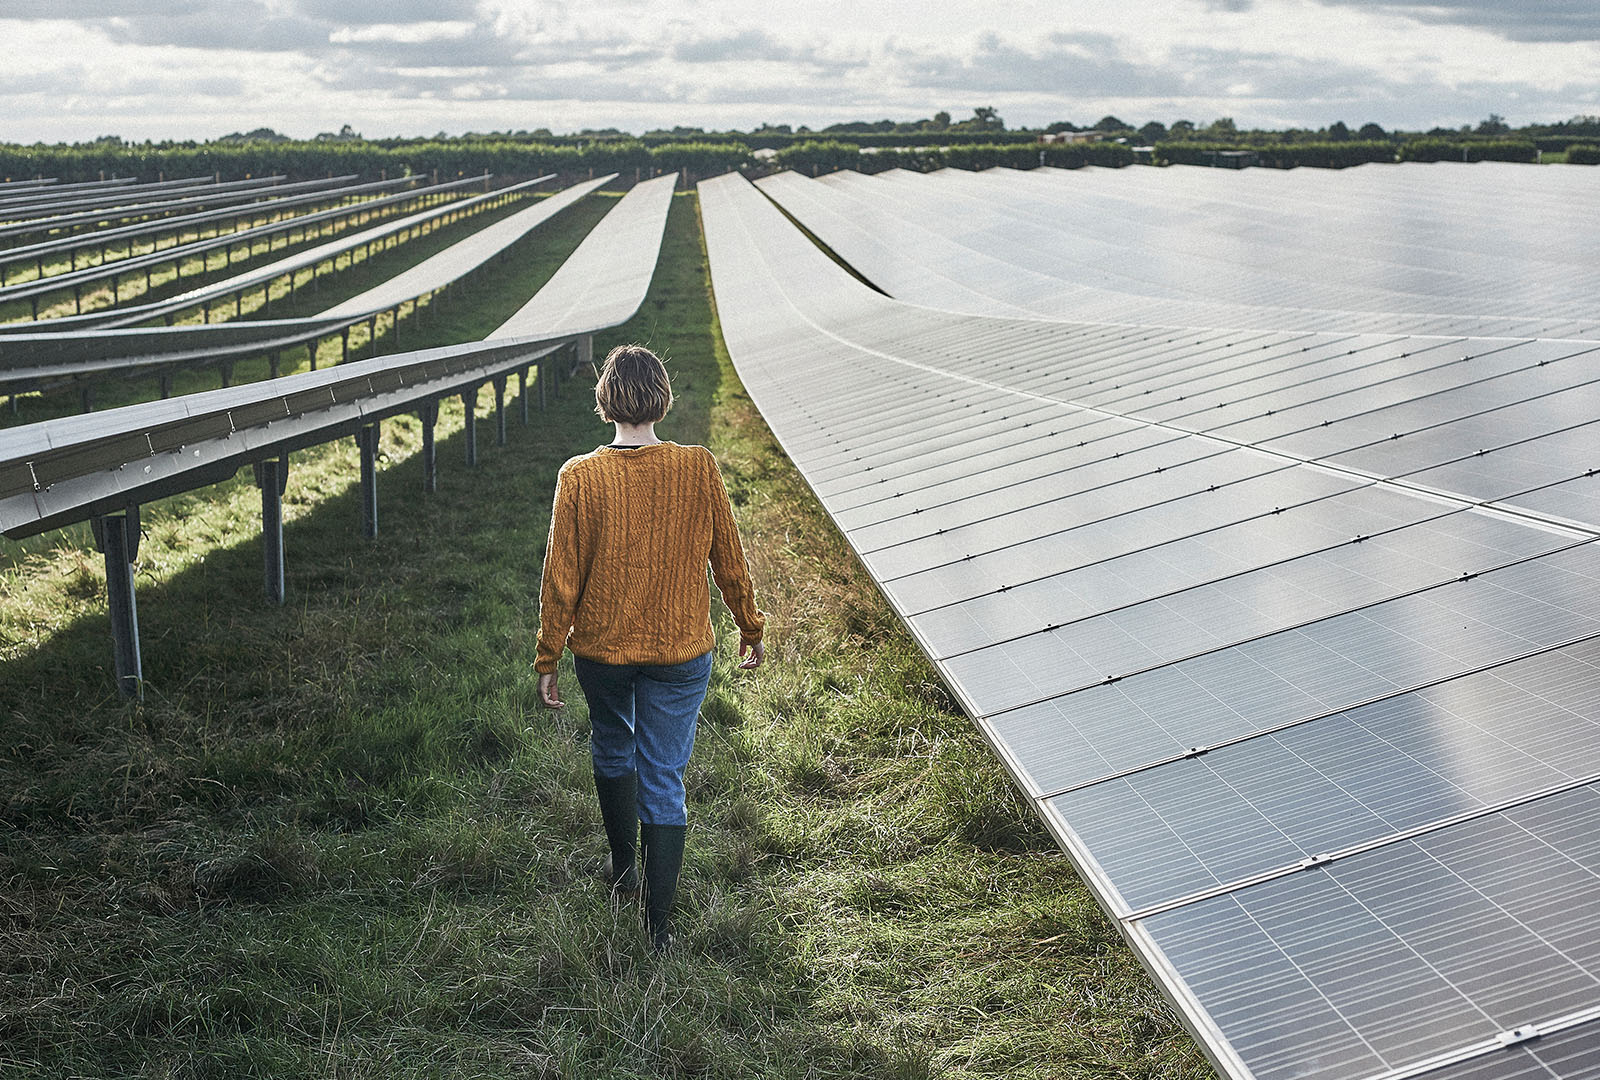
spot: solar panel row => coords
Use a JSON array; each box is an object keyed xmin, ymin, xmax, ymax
[{"xmin": 699, "ymin": 167, "xmax": 1600, "ymax": 1080}]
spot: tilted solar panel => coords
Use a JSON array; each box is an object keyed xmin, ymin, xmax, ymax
[{"xmin": 699, "ymin": 168, "xmax": 1600, "ymax": 1080}]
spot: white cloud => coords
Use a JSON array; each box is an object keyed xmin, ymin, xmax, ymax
[
  {"xmin": 328, "ymin": 21, "xmax": 477, "ymax": 46},
  {"xmin": 0, "ymin": 0, "xmax": 1595, "ymax": 142}
]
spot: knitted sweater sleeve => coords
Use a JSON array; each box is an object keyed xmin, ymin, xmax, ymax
[
  {"xmin": 535, "ymin": 463, "xmax": 582, "ymax": 674},
  {"xmin": 704, "ymin": 450, "xmax": 766, "ymax": 645}
]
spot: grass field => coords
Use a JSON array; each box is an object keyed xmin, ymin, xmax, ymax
[{"xmin": 0, "ymin": 190, "xmax": 1210, "ymax": 1078}]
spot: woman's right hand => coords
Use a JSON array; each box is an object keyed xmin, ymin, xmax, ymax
[
  {"xmin": 538, "ymin": 672, "xmax": 564, "ymax": 708},
  {"xmin": 739, "ymin": 640, "xmax": 765, "ymax": 670}
]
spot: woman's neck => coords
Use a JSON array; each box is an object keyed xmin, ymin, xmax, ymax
[{"xmin": 612, "ymin": 421, "xmax": 662, "ymax": 446}]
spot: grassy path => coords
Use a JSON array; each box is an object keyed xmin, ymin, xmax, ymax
[{"xmin": 0, "ymin": 192, "xmax": 1209, "ymax": 1078}]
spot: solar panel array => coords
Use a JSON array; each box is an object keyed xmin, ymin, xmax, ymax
[
  {"xmin": 757, "ymin": 163, "xmax": 1600, "ymax": 340},
  {"xmin": 698, "ymin": 167, "xmax": 1600, "ymax": 1080}
]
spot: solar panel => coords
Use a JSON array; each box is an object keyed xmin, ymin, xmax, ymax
[{"xmin": 700, "ymin": 167, "xmax": 1600, "ymax": 1080}]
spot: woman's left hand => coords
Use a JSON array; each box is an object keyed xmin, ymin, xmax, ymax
[
  {"xmin": 538, "ymin": 672, "xmax": 564, "ymax": 708},
  {"xmin": 739, "ymin": 640, "xmax": 765, "ymax": 670}
]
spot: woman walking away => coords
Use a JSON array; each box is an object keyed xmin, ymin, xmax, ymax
[{"xmin": 535, "ymin": 343, "xmax": 766, "ymax": 953}]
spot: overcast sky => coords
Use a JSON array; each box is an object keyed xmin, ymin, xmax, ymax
[{"xmin": 1, "ymin": 0, "xmax": 1597, "ymax": 142}]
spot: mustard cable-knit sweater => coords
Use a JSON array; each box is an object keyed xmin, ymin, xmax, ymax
[{"xmin": 535, "ymin": 442, "xmax": 765, "ymax": 674}]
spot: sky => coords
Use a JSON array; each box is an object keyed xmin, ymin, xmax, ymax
[{"xmin": 0, "ymin": 0, "xmax": 1597, "ymax": 143}]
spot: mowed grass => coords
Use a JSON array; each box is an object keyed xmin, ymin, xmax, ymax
[{"xmin": 0, "ymin": 190, "xmax": 1211, "ymax": 1078}]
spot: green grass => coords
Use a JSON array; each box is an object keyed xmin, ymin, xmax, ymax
[{"xmin": 0, "ymin": 191, "xmax": 1210, "ymax": 1078}]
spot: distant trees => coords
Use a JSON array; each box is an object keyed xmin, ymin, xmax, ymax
[
  {"xmin": 1476, "ymin": 113, "xmax": 1511, "ymax": 135},
  {"xmin": 967, "ymin": 106, "xmax": 1004, "ymax": 131},
  {"xmin": 1138, "ymin": 121, "xmax": 1169, "ymax": 143},
  {"xmin": 1357, "ymin": 122, "xmax": 1387, "ymax": 140},
  {"xmin": 1169, "ymin": 120, "xmax": 1196, "ymax": 138},
  {"xmin": 1326, "ymin": 121, "xmax": 1350, "ymax": 142},
  {"xmin": 1094, "ymin": 115, "xmax": 1133, "ymax": 132}
]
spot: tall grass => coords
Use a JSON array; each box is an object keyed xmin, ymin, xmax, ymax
[{"xmin": 0, "ymin": 192, "xmax": 1209, "ymax": 1078}]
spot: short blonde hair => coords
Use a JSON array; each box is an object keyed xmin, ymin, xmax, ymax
[{"xmin": 593, "ymin": 344, "xmax": 673, "ymax": 425}]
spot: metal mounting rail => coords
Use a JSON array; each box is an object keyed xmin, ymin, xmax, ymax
[{"xmin": 0, "ymin": 172, "xmax": 676, "ymax": 697}]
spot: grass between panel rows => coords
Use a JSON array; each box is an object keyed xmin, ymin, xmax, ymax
[{"xmin": 0, "ymin": 191, "xmax": 1210, "ymax": 1078}]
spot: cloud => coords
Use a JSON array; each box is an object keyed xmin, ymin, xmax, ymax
[
  {"xmin": 1308, "ymin": 0, "xmax": 1600, "ymax": 43},
  {"xmin": 671, "ymin": 29, "xmax": 796, "ymax": 64},
  {"xmin": 889, "ymin": 31, "xmax": 1182, "ymax": 97},
  {"xmin": 291, "ymin": 0, "xmax": 484, "ymax": 24}
]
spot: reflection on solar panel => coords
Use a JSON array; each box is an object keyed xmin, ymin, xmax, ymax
[{"xmin": 699, "ymin": 167, "xmax": 1600, "ymax": 1080}]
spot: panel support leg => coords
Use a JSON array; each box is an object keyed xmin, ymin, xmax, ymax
[
  {"xmin": 357, "ymin": 424, "xmax": 379, "ymax": 538},
  {"xmin": 253, "ymin": 457, "xmax": 288, "ymax": 604},
  {"xmin": 537, "ymin": 361, "xmax": 547, "ymax": 411},
  {"xmin": 421, "ymin": 403, "xmax": 438, "ymax": 493},
  {"xmin": 494, "ymin": 376, "xmax": 507, "ymax": 447},
  {"xmin": 462, "ymin": 388, "xmax": 479, "ymax": 466},
  {"xmin": 576, "ymin": 334, "xmax": 594, "ymax": 371},
  {"xmin": 518, "ymin": 367, "xmax": 530, "ymax": 426},
  {"xmin": 91, "ymin": 509, "xmax": 142, "ymax": 699}
]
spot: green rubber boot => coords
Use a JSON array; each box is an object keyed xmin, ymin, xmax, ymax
[
  {"xmin": 593, "ymin": 771, "xmax": 639, "ymax": 896},
  {"xmin": 639, "ymin": 823, "xmax": 687, "ymax": 953}
]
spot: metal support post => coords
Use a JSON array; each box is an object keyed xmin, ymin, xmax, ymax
[
  {"xmin": 421, "ymin": 403, "xmax": 438, "ymax": 493},
  {"xmin": 159, "ymin": 374, "xmax": 171, "ymax": 399},
  {"xmin": 576, "ymin": 334, "xmax": 594, "ymax": 371},
  {"xmin": 253, "ymin": 457, "xmax": 289, "ymax": 603},
  {"xmin": 462, "ymin": 388, "xmax": 479, "ymax": 466},
  {"xmin": 340, "ymin": 326, "xmax": 350, "ymax": 363},
  {"xmin": 268, "ymin": 352, "xmax": 280, "ymax": 380},
  {"xmin": 494, "ymin": 377, "xmax": 507, "ymax": 446},
  {"xmin": 219, "ymin": 362, "xmax": 233, "ymax": 388},
  {"xmin": 91, "ymin": 509, "xmax": 142, "ymax": 699},
  {"xmin": 80, "ymin": 384, "xmax": 94, "ymax": 413},
  {"xmin": 537, "ymin": 360, "xmax": 547, "ymax": 411},
  {"xmin": 518, "ymin": 368, "xmax": 529, "ymax": 425},
  {"xmin": 357, "ymin": 424, "xmax": 379, "ymax": 538}
]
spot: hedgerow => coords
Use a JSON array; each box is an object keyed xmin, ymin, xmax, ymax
[
  {"xmin": 1157, "ymin": 140, "xmax": 1396, "ymax": 168},
  {"xmin": 0, "ymin": 139, "xmax": 750, "ymax": 184},
  {"xmin": 1398, "ymin": 138, "xmax": 1539, "ymax": 163},
  {"xmin": 770, "ymin": 139, "xmax": 1134, "ymax": 175}
]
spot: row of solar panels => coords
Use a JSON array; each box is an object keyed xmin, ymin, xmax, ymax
[
  {"xmin": 0, "ymin": 173, "xmax": 426, "ymax": 299},
  {"xmin": 0, "ymin": 173, "xmax": 678, "ymax": 695},
  {"xmin": 0, "ymin": 175, "xmax": 615, "ymax": 394},
  {"xmin": 699, "ymin": 167, "xmax": 1600, "ymax": 1080}
]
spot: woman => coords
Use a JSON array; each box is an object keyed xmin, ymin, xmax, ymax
[{"xmin": 536, "ymin": 343, "xmax": 765, "ymax": 953}]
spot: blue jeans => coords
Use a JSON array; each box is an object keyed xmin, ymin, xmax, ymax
[{"xmin": 574, "ymin": 651, "xmax": 713, "ymax": 826}]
